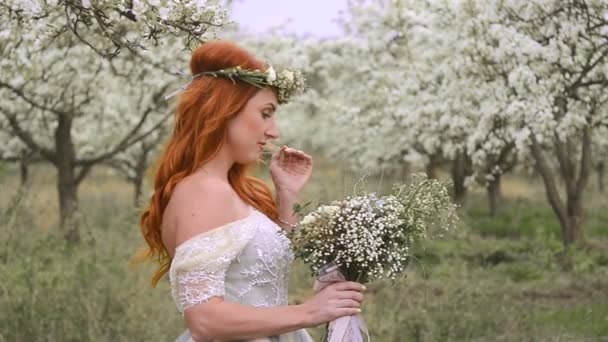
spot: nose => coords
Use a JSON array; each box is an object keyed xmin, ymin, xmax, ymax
[{"xmin": 265, "ymin": 120, "xmax": 280, "ymax": 140}]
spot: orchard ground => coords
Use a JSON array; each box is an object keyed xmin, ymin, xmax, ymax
[{"xmin": 0, "ymin": 158, "xmax": 607, "ymax": 341}]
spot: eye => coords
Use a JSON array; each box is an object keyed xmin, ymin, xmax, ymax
[{"xmin": 262, "ymin": 111, "xmax": 272, "ymax": 119}]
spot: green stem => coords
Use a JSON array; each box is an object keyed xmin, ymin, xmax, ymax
[{"xmin": 400, "ymin": 180, "xmax": 431, "ymax": 212}]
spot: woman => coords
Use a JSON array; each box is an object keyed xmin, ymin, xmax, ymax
[{"xmin": 137, "ymin": 40, "xmax": 365, "ymax": 341}]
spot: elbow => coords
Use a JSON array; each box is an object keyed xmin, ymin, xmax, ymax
[
  {"xmin": 184, "ymin": 304, "xmax": 227, "ymax": 341},
  {"xmin": 188, "ymin": 316, "xmax": 222, "ymax": 341}
]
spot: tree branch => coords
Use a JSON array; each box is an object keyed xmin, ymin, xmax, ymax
[
  {"xmin": 75, "ymin": 85, "xmax": 171, "ymax": 166},
  {"xmin": 530, "ymin": 134, "xmax": 569, "ymax": 232},
  {"xmin": 0, "ymin": 81, "xmax": 65, "ymax": 117},
  {"xmin": 0, "ymin": 107, "xmax": 56, "ymax": 162}
]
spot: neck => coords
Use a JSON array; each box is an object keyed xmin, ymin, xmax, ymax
[{"xmin": 195, "ymin": 145, "xmax": 235, "ymax": 183}]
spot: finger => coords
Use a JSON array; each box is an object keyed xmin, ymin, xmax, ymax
[
  {"xmin": 333, "ymin": 282, "xmax": 366, "ymax": 292},
  {"xmin": 287, "ymin": 149, "xmax": 300, "ymax": 156},
  {"xmin": 296, "ymin": 151, "xmax": 311, "ymax": 162},
  {"xmin": 290, "ymin": 151, "xmax": 306, "ymax": 163},
  {"xmin": 289, "ymin": 150, "xmax": 310, "ymax": 163},
  {"xmin": 293, "ymin": 149, "xmax": 309, "ymax": 159},
  {"xmin": 285, "ymin": 147, "xmax": 299, "ymax": 161},
  {"xmin": 272, "ymin": 145, "xmax": 286, "ymax": 162},
  {"xmin": 292, "ymin": 150, "xmax": 312, "ymax": 164},
  {"xmin": 284, "ymin": 146, "xmax": 294, "ymax": 160},
  {"xmin": 285, "ymin": 147, "xmax": 302, "ymax": 156},
  {"xmin": 279, "ymin": 145, "xmax": 287, "ymax": 164},
  {"xmin": 334, "ymin": 299, "xmax": 360, "ymax": 309},
  {"xmin": 336, "ymin": 307, "xmax": 362, "ymax": 317},
  {"xmin": 289, "ymin": 151, "xmax": 303, "ymax": 165},
  {"xmin": 337, "ymin": 291, "xmax": 364, "ymax": 302},
  {"xmin": 304, "ymin": 154, "xmax": 313, "ymax": 165}
]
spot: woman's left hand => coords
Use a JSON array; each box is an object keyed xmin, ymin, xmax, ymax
[{"xmin": 270, "ymin": 145, "xmax": 313, "ymax": 198}]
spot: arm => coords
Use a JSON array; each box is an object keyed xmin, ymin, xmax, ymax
[
  {"xmin": 275, "ymin": 191, "xmax": 299, "ymax": 232},
  {"xmin": 185, "ymin": 298, "xmax": 311, "ymax": 341},
  {"xmin": 269, "ymin": 145, "xmax": 313, "ymax": 232},
  {"xmin": 184, "ymin": 282, "xmax": 365, "ymax": 342}
]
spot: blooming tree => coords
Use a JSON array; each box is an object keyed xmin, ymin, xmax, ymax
[
  {"xmin": 0, "ymin": 121, "xmax": 40, "ymax": 187},
  {"xmin": 103, "ymin": 122, "xmax": 169, "ymax": 207},
  {"xmin": 285, "ymin": 1, "xmax": 480, "ymax": 204},
  {"xmin": 0, "ymin": 0, "xmax": 227, "ymax": 241},
  {"xmin": 245, "ymin": 0, "xmax": 608, "ymax": 244},
  {"xmin": 454, "ymin": 0, "xmax": 608, "ymax": 245}
]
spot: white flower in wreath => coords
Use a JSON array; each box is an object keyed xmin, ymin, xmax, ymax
[
  {"xmin": 266, "ymin": 66, "xmax": 277, "ymax": 83},
  {"xmin": 284, "ymin": 70, "xmax": 294, "ymax": 82}
]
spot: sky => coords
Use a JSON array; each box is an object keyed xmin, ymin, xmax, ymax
[{"xmin": 229, "ymin": 0, "xmax": 348, "ymax": 37}]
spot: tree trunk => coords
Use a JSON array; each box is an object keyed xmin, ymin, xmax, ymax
[
  {"xmin": 529, "ymin": 122, "xmax": 591, "ymax": 248},
  {"xmin": 58, "ymin": 171, "xmax": 79, "ymax": 242},
  {"xmin": 487, "ymin": 174, "xmax": 502, "ymax": 216},
  {"xmin": 425, "ymin": 155, "xmax": 440, "ymax": 179},
  {"xmin": 450, "ymin": 151, "xmax": 470, "ymax": 205},
  {"xmin": 425, "ymin": 162, "xmax": 437, "ymax": 179},
  {"xmin": 598, "ymin": 161, "xmax": 605, "ymax": 193},
  {"xmin": 565, "ymin": 191, "xmax": 584, "ymax": 243},
  {"xmin": 19, "ymin": 158, "xmax": 29, "ymax": 188},
  {"xmin": 133, "ymin": 144, "xmax": 150, "ymax": 207},
  {"xmin": 133, "ymin": 175, "xmax": 143, "ymax": 207},
  {"xmin": 55, "ymin": 114, "xmax": 80, "ymax": 243}
]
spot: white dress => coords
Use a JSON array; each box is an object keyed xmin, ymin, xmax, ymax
[{"xmin": 169, "ymin": 205, "xmax": 314, "ymax": 342}]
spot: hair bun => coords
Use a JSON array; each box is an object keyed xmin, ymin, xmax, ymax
[{"xmin": 190, "ymin": 40, "xmax": 263, "ymax": 76}]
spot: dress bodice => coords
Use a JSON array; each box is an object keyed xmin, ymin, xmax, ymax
[
  {"xmin": 170, "ymin": 205, "xmax": 294, "ymax": 313},
  {"xmin": 169, "ymin": 206, "xmax": 313, "ymax": 342}
]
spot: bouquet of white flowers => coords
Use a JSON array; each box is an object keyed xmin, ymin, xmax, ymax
[{"xmin": 287, "ymin": 173, "xmax": 459, "ymax": 342}]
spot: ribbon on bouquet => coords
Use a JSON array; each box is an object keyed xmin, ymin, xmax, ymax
[{"xmin": 313, "ymin": 262, "xmax": 371, "ymax": 342}]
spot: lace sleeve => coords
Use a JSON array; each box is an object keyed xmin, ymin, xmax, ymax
[{"xmin": 169, "ymin": 221, "xmax": 256, "ymax": 314}]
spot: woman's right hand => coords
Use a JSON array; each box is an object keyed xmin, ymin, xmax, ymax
[{"xmin": 300, "ymin": 281, "xmax": 366, "ymax": 326}]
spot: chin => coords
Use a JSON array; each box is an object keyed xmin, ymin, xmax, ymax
[{"xmin": 235, "ymin": 152, "xmax": 260, "ymax": 164}]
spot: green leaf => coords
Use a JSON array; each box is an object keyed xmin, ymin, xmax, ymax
[{"xmin": 292, "ymin": 201, "xmax": 312, "ymax": 215}]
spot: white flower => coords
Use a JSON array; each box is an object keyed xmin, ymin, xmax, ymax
[
  {"xmin": 266, "ymin": 66, "xmax": 277, "ymax": 83},
  {"xmin": 159, "ymin": 6, "xmax": 171, "ymax": 20},
  {"xmin": 319, "ymin": 205, "xmax": 340, "ymax": 216},
  {"xmin": 301, "ymin": 213, "xmax": 317, "ymax": 225},
  {"xmin": 289, "ymin": 174, "xmax": 457, "ymax": 283},
  {"xmin": 284, "ymin": 70, "xmax": 294, "ymax": 82}
]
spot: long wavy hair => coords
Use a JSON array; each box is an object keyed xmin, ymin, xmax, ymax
[{"xmin": 134, "ymin": 41, "xmax": 279, "ymax": 287}]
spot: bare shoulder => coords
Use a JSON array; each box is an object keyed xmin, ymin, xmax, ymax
[{"xmin": 164, "ymin": 175, "xmax": 248, "ymax": 252}]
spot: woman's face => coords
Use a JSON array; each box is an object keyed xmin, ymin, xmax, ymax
[{"xmin": 226, "ymin": 87, "xmax": 280, "ymax": 163}]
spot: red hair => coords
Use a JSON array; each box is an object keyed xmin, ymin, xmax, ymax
[{"xmin": 134, "ymin": 41, "xmax": 279, "ymax": 287}]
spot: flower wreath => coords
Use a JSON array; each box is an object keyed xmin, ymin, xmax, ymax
[{"xmin": 165, "ymin": 64, "xmax": 307, "ymax": 104}]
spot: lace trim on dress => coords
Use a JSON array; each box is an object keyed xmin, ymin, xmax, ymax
[{"xmin": 169, "ymin": 206, "xmax": 257, "ymax": 313}]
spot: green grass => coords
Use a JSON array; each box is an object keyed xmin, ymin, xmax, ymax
[
  {"xmin": 462, "ymin": 196, "xmax": 561, "ymax": 239},
  {"xmin": 1, "ymin": 162, "xmax": 607, "ymax": 341},
  {"xmin": 533, "ymin": 302, "xmax": 608, "ymax": 337},
  {"xmin": 0, "ymin": 189, "xmax": 185, "ymax": 341}
]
